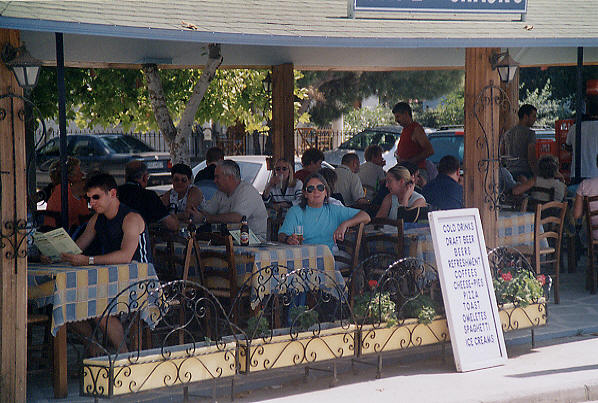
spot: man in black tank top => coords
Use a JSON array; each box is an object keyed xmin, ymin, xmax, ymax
[{"xmin": 61, "ymin": 173, "xmax": 151, "ymax": 352}]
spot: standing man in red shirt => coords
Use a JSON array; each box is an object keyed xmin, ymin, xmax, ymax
[{"xmin": 393, "ymin": 102, "xmax": 434, "ymax": 169}]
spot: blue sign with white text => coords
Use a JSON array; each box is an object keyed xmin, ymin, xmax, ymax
[{"xmin": 354, "ymin": 0, "xmax": 527, "ymax": 14}]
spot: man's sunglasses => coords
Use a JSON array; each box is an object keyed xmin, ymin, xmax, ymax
[
  {"xmin": 85, "ymin": 194, "xmax": 102, "ymax": 201},
  {"xmin": 275, "ymin": 166, "xmax": 289, "ymax": 172},
  {"xmin": 306, "ymin": 184, "xmax": 325, "ymax": 193}
]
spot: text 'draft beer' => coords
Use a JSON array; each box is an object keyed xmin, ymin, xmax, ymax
[{"xmin": 429, "ymin": 208, "xmax": 506, "ymax": 372}]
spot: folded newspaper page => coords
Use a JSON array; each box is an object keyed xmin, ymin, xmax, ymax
[{"xmin": 33, "ymin": 227, "xmax": 82, "ymax": 261}]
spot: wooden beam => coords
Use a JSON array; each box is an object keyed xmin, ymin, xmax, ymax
[
  {"xmin": 464, "ymin": 48, "xmax": 500, "ymax": 248},
  {"xmin": 0, "ymin": 28, "xmax": 27, "ymax": 403},
  {"xmin": 271, "ymin": 63, "xmax": 295, "ymax": 163}
]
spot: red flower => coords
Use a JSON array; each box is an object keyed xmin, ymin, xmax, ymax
[
  {"xmin": 501, "ymin": 272, "xmax": 513, "ymax": 282},
  {"xmin": 536, "ymin": 274, "xmax": 546, "ymax": 286},
  {"xmin": 368, "ymin": 280, "xmax": 378, "ymax": 290}
]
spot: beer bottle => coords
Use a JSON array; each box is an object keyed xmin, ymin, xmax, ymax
[{"xmin": 240, "ymin": 216, "xmax": 250, "ymax": 246}]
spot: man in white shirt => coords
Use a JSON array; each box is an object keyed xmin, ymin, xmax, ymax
[
  {"xmin": 358, "ymin": 144, "xmax": 386, "ymax": 201},
  {"xmin": 566, "ymin": 99, "xmax": 598, "ymax": 179},
  {"xmin": 189, "ymin": 160, "xmax": 268, "ymax": 239},
  {"xmin": 335, "ymin": 153, "xmax": 368, "ymax": 207}
]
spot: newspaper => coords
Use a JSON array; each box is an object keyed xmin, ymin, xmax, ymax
[
  {"xmin": 228, "ymin": 229, "xmax": 261, "ymax": 246},
  {"xmin": 33, "ymin": 227, "xmax": 82, "ymax": 261}
]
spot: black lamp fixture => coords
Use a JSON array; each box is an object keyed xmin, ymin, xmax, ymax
[
  {"xmin": 1, "ymin": 43, "xmax": 42, "ymax": 91},
  {"xmin": 490, "ymin": 50, "xmax": 519, "ymax": 84},
  {"xmin": 262, "ymin": 71, "xmax": 272, "ymax": 94}
]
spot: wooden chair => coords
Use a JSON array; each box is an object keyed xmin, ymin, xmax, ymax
[
  {"xmin": 365, "ymin": 217, "xmax": 404, "ymax": 259},
  {"xmin": 334, "ymin": 222, "xmax": 365, "ymax": 303},
  {"xmin": 584, "ymin": 195, "xmax": 598, "ymax": 294},
  {"xmin": 267, "ymin": 209, "xmax": 285, "ymax": 241},
  {"xmin": 516, "ymin": 201, "xmax": 567, "ymax": 304},
  {"xmin": 149, "ymin": 227, "xmax": 191, "ymax": 281}
]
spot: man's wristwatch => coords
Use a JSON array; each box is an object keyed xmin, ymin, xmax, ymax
[{"xmin": 88, "ymin": 256, "xmax": 95, "ymax": 265}]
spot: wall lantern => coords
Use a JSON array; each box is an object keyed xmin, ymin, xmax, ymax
[
  {"xmin": 490, "ymin": 51, "xmax": 519, "ymax": 84},
  {"xmin": 1, "ymin": 43, "xmax": 42, "ymax": 91},
  {"xmin": 262, "ymin": 71, "xmax": 272, "ymax": 94}
]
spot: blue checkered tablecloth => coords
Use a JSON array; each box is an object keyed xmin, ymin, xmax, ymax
[
  {"xmin": 28, "ymin": 262, "xmax": 160, "ymax": 335},
  {"xmin": 363, "ymin": 211, "xmax": 537, "ymax": 265},
  {"xmin": 156, "ymin": 242, "xmax": 346, "ymax": 307}
]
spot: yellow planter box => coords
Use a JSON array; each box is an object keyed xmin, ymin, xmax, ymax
[
  {"xmin": 498, "ymin": 301, "xmax": 547, "ymax": 332},
  {"xmin": 82, "ymin": 341, "xmax": 236, "ymax": 397},
  {"xmin": 359, "ymin": 317, "xmax": 449, "ymax": 356},
  {"xmin": 239, "ymin": 324, "xmax": 357, "ymax": 373}
]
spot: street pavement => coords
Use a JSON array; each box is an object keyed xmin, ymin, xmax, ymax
[{"xmin": 28, "ymin": 270, "xmax": 598, "ymax": 402}]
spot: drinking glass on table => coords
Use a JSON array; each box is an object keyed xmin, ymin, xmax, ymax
[{"xmin": 295, "ymin": 225, "xmax": 304, "ymax": 245}]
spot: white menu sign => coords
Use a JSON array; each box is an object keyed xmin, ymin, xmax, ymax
[{"xmin": 429, "ymin": 208, "xmax": 507, "ymax": 372}]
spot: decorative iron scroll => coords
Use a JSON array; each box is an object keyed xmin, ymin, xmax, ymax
[
  {"xmin": 81, "ymin": 279, "xmax": 242, "ymax": 398},
  {"xmin": 229, "ymin": 265, "xmax": 356, "ymax": 373},
  {"xmin": 473, "ymin": 84, "xmax": 513, "ymax": 211},
  {"xmin": 0, "ymin": 93, "xmax": 45, "ymax": 267}
]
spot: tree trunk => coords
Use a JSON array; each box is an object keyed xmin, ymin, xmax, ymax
[{"xmin": 142, "ymin": 44, "xmax": 223, "ymax": 165}]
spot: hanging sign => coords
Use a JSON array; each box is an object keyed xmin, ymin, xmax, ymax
[
  {"xmin": 354, "ymin": 0, "xmax": 527, "ymax": 14},
  {"xmin": 429, "ymin": 208, "xmax": 507, "ymax": 372}
]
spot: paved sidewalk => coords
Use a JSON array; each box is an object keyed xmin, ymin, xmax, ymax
[{"xmin": 28, "ymin": 271, "xmax": 598, "ymax": 402}]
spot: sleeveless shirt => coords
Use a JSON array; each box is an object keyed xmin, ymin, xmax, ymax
[
  {"xmin": 397, "ymin": 122, "xmax": 426, "ymax": 168},
  {"xmin": 94, "ymin": 203, "xmax": 152, "ymax": 263}
]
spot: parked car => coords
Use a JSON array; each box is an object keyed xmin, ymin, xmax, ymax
[
  {"xmin": 148, "ymin": 155, "xmax": 334, "ymax": 197},
  {"xmin": 36, "ymin": 134, "xmax": 172, "ymax": 189},
  {"xmin": 427, "ymin": 126, "xmax": 556, "ymax": 165},
  {"xmin": 323, "ymin": 125, "xmax": 436, "ymax": 170}
]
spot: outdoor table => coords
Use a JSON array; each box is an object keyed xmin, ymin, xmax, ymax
[
  {"xmin": 159, "ymin": 242, "xmax": 346, "ymax": 307},
  {"xmin": 27, "ymin": 262, "xmax": 160, "ymax": 398},
  {"xmin": 364, "ymin": 211, "xmax": 538, "ymax": 265}
]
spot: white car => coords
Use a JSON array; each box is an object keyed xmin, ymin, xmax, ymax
[{"xmin": 149, "ymin": 155, "xmax": 333, "ymax": 197}]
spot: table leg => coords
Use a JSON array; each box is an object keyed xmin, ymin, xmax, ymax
[{"xmin": 53, "ymin": 325, "xmax": 67, "ymax": 398}]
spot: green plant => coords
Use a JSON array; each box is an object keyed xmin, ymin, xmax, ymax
[
  {"xmin": 353, "ymin": 291, "xmax": 397, "ymax": 327},
  {"xmin": 493, "ymin": 269, "xmax": 545, "ymax": 307},
  {"xmin": 246, "ymin": 316, "xmax": 270, "ymax": 338},
  {"xmin": 289, "ymin": 305, "xmax": 319, "ymax": 331},
  {"xmin": 402, "ymin": 294, "xmax": 438, "ymax": 325}
]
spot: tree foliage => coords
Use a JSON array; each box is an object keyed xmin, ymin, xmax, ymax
[
  {"xmin": 520, "ymin": 79, "xmax": 573, "ymax": 126},
  {"xmin": 342, "ymin": 105, "xmax": 395, "ymax": 133},
  {"xmin": 298, "ymin": 70, "xmax": 464, "ymax": 127}
]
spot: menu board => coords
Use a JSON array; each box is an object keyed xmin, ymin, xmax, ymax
[{"xmin": 429, "ymin": 208, "xmax": 507, "ymax": 372}]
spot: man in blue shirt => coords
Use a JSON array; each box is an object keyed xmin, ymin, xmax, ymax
[{"xmin": 422, "ymin": 155, "xmax": 463, "ymax": 210}]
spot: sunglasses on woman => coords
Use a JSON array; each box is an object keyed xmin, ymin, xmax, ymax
[
  {"xmin": 306, "ymin": 184, "xmax": 325, "ymax": 193},
  {"xmin": 275, "ymin": 166, "xmax": 289, "ymax": 172}
]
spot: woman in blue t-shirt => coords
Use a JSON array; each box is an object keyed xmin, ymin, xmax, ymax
[{"xmin": 278, "ymin": 173, "xmax": 370, "ymax": 252}]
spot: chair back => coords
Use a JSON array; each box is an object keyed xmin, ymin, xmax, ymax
[
  {"xmin": 192, "ymin": 232, "xmax": 238, "ymax": 300},
  {"xmin": 334, "ymin": 222, "xmax": 365, "ymax": 274},
  {"xmin": 533, "ymin": 201, "xmax": 566, "ymax": 257},
  {"xmin": 267, "ymin": 209, "xmax": 285, "ymax": 241},
  {"xmin": 149, "ymin": 226, "xmax": 189, "ymax": 281},
  {"xmin": 527, "ymin": 186, "xmax": 555, "ymax": 211},
  {"xmin": 584, "ymin": 195, "xmax": 598, "ymax": 245},
  {"xmin": 584, "ymin": 195, "xmax": 598, "ymax": 293},
  {"xmin": 364, "ymin": 217, "xmax": 404, "ymax": 259}
]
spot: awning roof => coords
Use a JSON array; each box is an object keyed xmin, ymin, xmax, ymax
[{"xmin": 1, "ymin": 0, "xmax": 598, "ymax": 69}]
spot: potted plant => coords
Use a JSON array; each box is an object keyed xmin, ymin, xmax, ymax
[
  {"xmin": 357, "ymin": 280, "xmax": 449, "ymax": 356},
  {"xmin": 493, "ymin": 269, "xmax": 548, "ymax": 330}
]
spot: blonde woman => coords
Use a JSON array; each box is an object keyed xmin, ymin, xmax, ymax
[
  {"xmin": 376, "ymin": 165, "xmax": 426, "ymax": 220},
  {"xmin": 262, "ymin": 158, "xmax": 303, "ymax": 210}
]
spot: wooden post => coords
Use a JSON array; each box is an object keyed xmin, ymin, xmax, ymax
[
  {"xmin": 464, "ymin": 48, "xmax": 500, "ymax": 248},
  {"xmin": 0, "ymin": 28, "xmax": 27, "ymax": 403},
  {"xmin": 272, "ymin": 63, "xmax": 295, "ymax": 163},
  {"xmin": 500, "ymin": 68, "xmax": 519, "ymax": 139}
]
